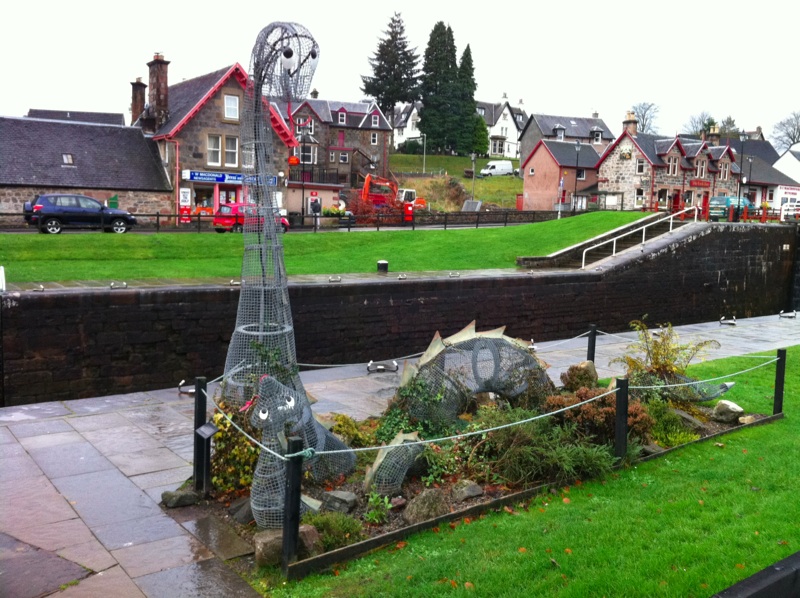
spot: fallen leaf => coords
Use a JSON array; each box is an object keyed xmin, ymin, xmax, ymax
[
  {"xmin": 714, "ymin": 443, "xmax": 725, "ymax": 448},
  {"xmin": 463, "ymin": 518, "xmax": 471, "ymax": 524},
  {"xmin": 406, "ymin": 575, "xmax": 412, "ymax": 581},
  {"xmin": 539, "ymin": 508, "xmax": 546, "ymax": 513},
  {"xmin": 575, "ymin": 479, "xmax": 583, "ymax": 486},
  {"xmin": 464, "ymin": 582, "xmax": 475, "ymax": 590},
  {"xmin": 736, "ymin": 563, "xmax": 745, "ymax": 569},
  {"xmin": 660, "ymin": 581, "xmax": 668, "ymax": 587},
  {"xmin": 546, "ymin": 548, "xmax": 552, "ymax": 553},
  {"xmin": 504, "ymin": 506, "xmax": 515, "ymax": 515},
  {"xmin": 333, "ymin": 570, "xmax": 340, "ymax": 576},
  {"xmin": 450, "ymin": 580, "xmax": 457, "ymax": 588},
  {"xmin": 432, "ymin": 527, "xmax": 440, "ymax": 533},
  {"xmin": 641, "ymin": 483, "xmax": 648, "ymax": 487},
  {"xmin": 563, "ymin": 498, "xmax": 571, "ymax": 504},
  {"xmin": 449, "ymin": 521, "xmax": 457, "ymax": 530},
  {"xmin": 518, "ymin": 547, "xmax": 527, "ymax": 553},
  {"xmin": 778, "ymin": 540, "xmax": 789, "ymax": 546},
  {"xmin": 396, "ymin": 541, "xmax": 408, "ymax": 549},
  {"xmin": 698, "ymin": 500, "xmax": 704, "ymax": 505},
  {"xmin": 563, "ymin": 486, "xmax": 570, "ymax": 493},
  {"xmin": 564, "ymin": 548, "xmax": 572, "ymax": 554},
  {"xmin": 701, "ymin": 583, "xmax": 709, "ymax": 589},
  {"xmin": 460, "ymin": 538, "xmax": 465, "ymax": 544},
  {"xmin": 742, "ymin": 449, "xmax": 748, "ymax": 454}
]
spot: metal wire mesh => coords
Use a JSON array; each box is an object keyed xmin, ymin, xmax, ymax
[{"xmin": 219, "ymin": 22, "xmax": 353, "ymax": 529}]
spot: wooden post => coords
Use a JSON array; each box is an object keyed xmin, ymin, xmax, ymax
[
  {"xmin": 773, "ymin": 349, "xmax": 786, "ymax": 415},
  {"xmin": 282, "ymin": 436, "xmax": 304, "ymax": 577},
  {"xmin": 193, "ymin": 377, "xmax": 207, "ymax": 492},
  {"xmin": 587, "ymin": 324, "xmax": 597, "ymax": 363},
  {"xmin": 614, "ymin": 378, "xmax": 629, "ymax": 461}
]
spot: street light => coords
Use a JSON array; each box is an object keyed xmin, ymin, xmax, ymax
[
  {"xmin": 469, "ymin": 153, "xmax": 476, "ymax": 200},
  {"xmin": 737, "ymin": 130, "xmax": 748, "ymax": 220},
  {"xmin": 421, "ymin": 133, "xmax": 427, "ymax": 174},
  {"xmin": 572, "ymin": 140, "xmax": 581, "ymax": 215}
]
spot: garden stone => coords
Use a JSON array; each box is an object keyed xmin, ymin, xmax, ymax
[
  {"xmin": 254, "ymin": 529, "xmax": 283, "ymax": 567},
  {"xmin": 298, "ymin": 524, "xmax": 323, "ymax": 558},
  {"xmin": 576, "ymin": 361, "xmax": 598, "ymax": 385},
  {"xmin": 641, "ymin": 443, "xmax": 665, "ymax": 456},
  {"xmin": 712, "ymin": 400, "xmax": 744, "ymax": 423},
  {"xmin": 452, "ymin": 480, "xmax": 483, "ymax": 503},
  {"xmin": 322, "ymin": 490, "xmax": 358, "ymax": 513},
  {"xmin": 671, "ymin": 408, "xmax": 705, "ymax": 431},
  {"xmin": 229, "ymin": 496, "xmax": 254, "ymax": 525},
  {"xmin": 403, "ymin": 489, "xmax": 449, "ymax": 525},
  {"xmin": 161, "ymin": 489, "xmax": 201, "ymax": 508},
  {"xmin": 739, "ymin": 415, "xmax": 757, "ymax": 425}
]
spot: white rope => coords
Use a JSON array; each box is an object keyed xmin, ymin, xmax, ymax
[
  {"xmin": 534, "ymin": 330, "xmax": 591, "ymax": 350},
  {"xmin": 630, "ymin": 356, "xmax": 779, "ymax": 390},
  {"xmin": 297, "ymin": 351, "xmax": 423, "ymax": 369}
]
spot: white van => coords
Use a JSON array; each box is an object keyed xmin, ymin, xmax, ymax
[{"xmin": 480, "ymin": 160, "xmax": 514, "ymax": 176}]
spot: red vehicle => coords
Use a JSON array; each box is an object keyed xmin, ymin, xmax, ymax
[{"xmin": 213, "ymin": 203, "xmax": 289, "ymax": 233}]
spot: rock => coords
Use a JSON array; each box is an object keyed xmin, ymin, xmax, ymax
[
  {"xmin": 712, "ymin": 400, "xmax": 744, "ymax": 423},
  {"xmin": 641, "ymin": 443, "xmax": 665, "ymax": 456},
  {"xmin": 577, "ymin": 361, "xmax": 598, "ymax": 384},
  {"xmin": 322, "ymin": 490, "xmax": 358, "ymax": 513},
  {"xmin": 390, "ymin": 496, "xmax": 407, "ymax": 509},
  {"xmin": 451, "ymin": 480, "xmax": 483, "ymax": 503},
  {"xmin": 671, "ymin": 408, "xmax": 705, "ymax": 431},
  {"xmin": 739, "ymin": 415, "xmax": 757, "ymax": 425},
  {"xmin": 254, "ymin": 529, "xmax": 283, "ymax": 567},
  {"xmin": 403, "ymin": 489, "xmax": 449, "ymax": 525},
  {"xmin": 298, "ymin": 524, "xmax": 323, "ymax": 558},
  {"xmin": 161, "ymin": 489, "xmax": 201, "ymax": 508},
  {"xmin": 229, "ymin": 497, "xmax": 254, "ymax": 525}
]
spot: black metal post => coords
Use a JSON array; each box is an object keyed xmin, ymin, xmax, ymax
[
  {"xmin": 587, "ymin": 324, "xmax": 597, "ymax": 363},
  {"xmin": 614, "ymin": 378, "xmax": 629, "ymax": 461},
  {"xmin": 156, "ymin": 213, "xmax": 161, "ymax": 233},
  {"xmin": 773, "ymin": 348, "xmax": 786, "ymax": 415},
  {"xmin": 282, "ymin": 436, "xmax": 304, "ymax": 576},
  {"xmin": 193, "ymin": 377, "xmax": 207, "ymax": 492},
  {"xmin": 444, "ymin": 213, "xmax": 448, "ymax": 230},
  {"xmin": 475, "ymin": 212, "xmax": 480, "ymax": 228}
]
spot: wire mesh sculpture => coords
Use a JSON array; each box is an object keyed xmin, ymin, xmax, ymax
[{"xmin": 220, "ymin": 22, "xmax": 354, "ymax": 528}]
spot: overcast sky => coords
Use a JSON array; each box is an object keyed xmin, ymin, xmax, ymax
[{"xmin": 2, "ymin": 0, "xmax": 793, "ymax": 142}]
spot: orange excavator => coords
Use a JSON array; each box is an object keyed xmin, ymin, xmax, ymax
[{"xmin": 361, "ymin": 174, "xmax": 427, "ymax": 209}]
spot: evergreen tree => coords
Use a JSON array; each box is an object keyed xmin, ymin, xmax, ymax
[
  {"xmin": 454, "ymin": 45, "xmax": 484, "ymax": 155},
  {"xmin": 360, "ymin": 13, "xmax": 419, "ymax": 135},
  {"xmin": 419, "ymin": 22, "xmax": 459, "ymax": 153}
]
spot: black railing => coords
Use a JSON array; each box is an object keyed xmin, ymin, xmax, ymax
[{"xmin": 287, "ymin": 166, "xmax": 341, "ymax": 185}]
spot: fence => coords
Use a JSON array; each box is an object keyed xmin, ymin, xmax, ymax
[{"xmin": 188, "ymin": 323, "xmax": 789, "ymax": 579}]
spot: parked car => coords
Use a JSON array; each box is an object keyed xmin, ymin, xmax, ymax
[
  {"xmin": 23, "ymin": 194, "xmax": 137, "ymax": 234},
  {"xmin": 708, "ymin": 196, "xmax": 755, "ymax": 221},
  {"xmin": 213, "ymin": 202, "xmax": 289, "ymax": 233}
]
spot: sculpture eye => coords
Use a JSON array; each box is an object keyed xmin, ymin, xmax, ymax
[
  {"xmin": 285, "ymin": 396, "xmax": 295, "ymax": 409},
  {"xmin": 258, "ymin": 408, "xmax": 269, "ymax": 420},
  {"xmin": 307, "ymin": 48, "xmax": 319, "ymax": 69},
  {"xmin": 280, "ymin": 47, "xmax": 297, "ymax": 71}
]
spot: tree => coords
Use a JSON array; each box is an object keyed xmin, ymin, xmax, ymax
[
  {"xmin": 469, "ymin": 114, "xmax": 489, "ymax": 156},
  {"xmin": 718, "ymin": 116, "xmax": 739, "ymax": 136},
  {"xmin": 360, "ymin": 13, "xmax": 420, "ymax": 136},
  {"xmin": 453, "ymin": 45, "xmax": 482, "ymax": 155},
  {"xmin": 419, "ymin": 22, "xmax": 458, "ymax": 153},
  {"xmin": 682, "ymin": 112, "xmax": 715, "ymax": 136},
  {"xmin": 632, "ymin": 102, "xmax": 659, "ymax": 134},
  {"xmin": 772, "ymin": 111, "xmax": 800, "ymax": 152}
]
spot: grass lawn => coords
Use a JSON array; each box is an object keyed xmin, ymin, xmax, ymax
[
  {"xmin": 0, "ymin": 211, "xmax": 646, "ymax": 283},
  {"xmin": 251, "ymin": 348, "xmax": 799, "ymax": 597}
]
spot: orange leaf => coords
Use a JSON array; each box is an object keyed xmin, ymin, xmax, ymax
[
  {"xmin": 449, "ymin": 521, "xmax": 457, "ymax": 530},
  {"xmin": 755, "ymin": 531, "xmax": 759, "ymax": 535},
  {"xmin": 546, "ymin": 548, "xmax": 552, "ymax": 553},
  {"xmin": 465, "ymin": 582, "xmax": 475, "ymax": 590},
  {"xmin": 564, "ymin": 548, "xmax": 573, "ymax": 554},
  {"xmin": 432, "ymin": 527, "xmax": 440, "ymax": 533},
  {"xmin": 539, "ymin": 508, "xmax": 546, "ymax": 513},
  {"xmin": 742, "ymin": 449, "xmax": 748, "ymax": 454},
  {"xmin": 451, "ymin": 580, "xmax": 457, "ymax": 588},
  {"xmin": 396, "ymin": 541, "xmax": 408, "ymax": 549},
  {"xmin": 698, "ymin": 500, "xmax": 704, "ymax": 505},
  {"xmin": 701, "ymin": 583, "xmax": 709, "ymax": 589},
  {"xmin": 575, "ymin": 480, "xmax": 582, "ymax": 486},
  {"xmin": 504, "ymin": 506, "xmax": 515, "ymax": 514},
  {"xmin": 563, "ymin": 486, "xmax": 570, "ymax": 493},
  {"xmin": 563, "ymin": 498, "xmax": 571, "ymax": 504},
  {"xmin": 736, "ymin": 563, "xmax": 745, "ymax": 569},
  {"xmin": 518, "ymin": 547, "xmax": 527, "ymax": 553},
  {"xmin": 333, "ymin": 570, "xmax": 340, "ymax": 576},
  {"xmin": 460, "ymin": 538, "xmax": 465, "ymax": 544},
  {"xmin": 463, "ymin": 517, "xmax": 471, "ymax": 524}
]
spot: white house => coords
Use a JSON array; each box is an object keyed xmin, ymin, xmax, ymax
[
  {"xmin": 393, "ymin": 102, "xmax": 422, "ymax": 149},
  {"xmin": 773, "ymin": 142, "xmax": 800, "ymax": 187},
  {"xmin": 477, "ymin": 95, "xmax": 527, "ymax": 159}
]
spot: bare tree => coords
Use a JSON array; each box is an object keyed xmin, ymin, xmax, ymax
[
  {"xmin": 772, "ymin": 111, "xmax": 800, "ymax": 152},
  {"xmin": 683, "ymin": 111, "xmax": 714, "ymax": 136},
  {"xmin": 632, "ymin": 102, "xmax": 659, "ymax": 134}
]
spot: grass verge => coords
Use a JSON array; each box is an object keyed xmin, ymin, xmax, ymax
[
  {"xmin": 1, "ymin": 211, "xmax": 646, "ymax": 282},
  {"xmin": 249, "ymin": 347, "xmax": 798, "ymax": 597}
]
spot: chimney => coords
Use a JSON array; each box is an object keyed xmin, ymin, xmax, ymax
[
  {"xmin": 708, "ymin": 125, "xmax": 720, "ymax": 146},
  {"xmin": 310, "ymin": 88, "xmax": 319, "ymax": 99},
  {"xmin": 592, "ymin": 111, "xmax": 599, "ymax": 119},
  {"xmin": 130, "ymin": 77, "xmax": 147, "ymax": 125},
  {"xmin": 147, "ymin": 53, "xmax": 170, "ymax": 129},
  {"xmin": 623, "ymin": 111, "xmax": 638, "ymax": 137}
]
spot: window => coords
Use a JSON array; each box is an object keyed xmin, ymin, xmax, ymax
[
  {"xmin": 502, "ymin": 112, "xmax": 508, "ymax": 120},
  {"xmin": 295, "ymin": 116, "xmax": 314, "ymax": 135},
  {"xmin": 695, "ymin": 159, "xmax": 706, "ymax": 178},
  {"xmin": 329, "ymin": 151, "xmax": 336, "ymax": 163},
  {"xmin": 291, "ymin": 145, "xmax": 316, "ymax": 164},
  {"xmin": 410, "ymin": 118, "xmax": 418, "ymax": 131},
  {"xmin": 636, "ymin": 159, "xmax": 646, "ymax": 175},
  {"xmin": 492, "ymin": 140, "xmax": 505, "ymax": 154},
  {"xmin": 667, "ymin": 156, "xmax": 678, "ymax": 176},
  {"xmin": 593, "ymin": 131, "xmax": 602, "ymax": 144},
  {"xmin": 242, "ymin": 143, "xmax": 254, "ymax": 168},
  {"xmin": 62, "ymin": 153, "xmax": 74, "ymax": 165},
  {"xmin": 556, "ymin": 129, "xmax": 565, "ymax": 141},
  {"xmin": 477, "ymin": 107, "xmax": 485, "ymax": 116},
  {"xmin": 719, "ymin": 161, "xmax": 730, "ymax": 181},
  {"xmin": 528, "ymin": 167, "xmax": 535, "ymax": 176},
  {"xmin": 577, "ymin": 169, "xmax": 586, "ymax": 181},
  {"xmin": 225, "ymin": 137, "xmax": 238, "ymax": 167},
  {"xmin": 635, "ymin": 188, "xmax": 645, "ymax": 206},
  {"xmin": 371, "ymin": 132, "xmax": 378, "ymax": 145},
  {"xmin": 224, "ymin": 95, "xmax": 239, "ymax": 120},
  {"xmin": 516, "ymin": 114, "xmax": 523, "ymax": 123},
  {"xmin": 338, "ymin": 111, "xmax": 346, "ymax": 124},
  {"xmin": 371, "ymin": 115, "xmax": 379, "ymax": 127},
  {"xmin": 339, "ymin": 152, "xmax": 349, "ymax": 163},
  {"xmin": 208, "ymin": 135, "xmax": 221, "ymax": 165}
]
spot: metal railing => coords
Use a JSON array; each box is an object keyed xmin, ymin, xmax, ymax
[{"xmin": 581, "ymin": 206, "xmax": 699, "ymax": 269}]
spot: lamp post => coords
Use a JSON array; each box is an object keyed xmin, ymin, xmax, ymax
[
  {"xmin": 470, "ymin": 153, "xmax": 476, "ymax": 200},
  {"xmin": 737, "ymin": 131, "xmax": 748, "ymax": 220},
  {"xmin": 572, "ymin": 140, "xmax": 581, "ymax": 215},
  {"xmin": 421, "ymin": 133, "xmax": 427, "ymax": 174}
]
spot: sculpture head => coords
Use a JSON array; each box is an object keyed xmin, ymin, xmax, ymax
[
  {"xmin": 250, "ymin": 375, "xmax": 304, "ymax": 434},
  {"xmin": 250, "ymin": 22, "xmax": 319, "ymax": 103}
]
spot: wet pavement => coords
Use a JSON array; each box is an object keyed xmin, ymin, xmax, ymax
[{"xmin": 0, "ymin": 314, "xmax": 798, "ymax": 596}]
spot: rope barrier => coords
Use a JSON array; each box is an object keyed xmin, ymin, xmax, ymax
[{"xmin": 630, "ymin": 356, "xmax": 779, "ymax": 390}]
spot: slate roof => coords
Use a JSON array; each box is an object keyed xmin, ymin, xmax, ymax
[
  {"xmin": 275, "ymin": 98, "xmax": 392, "ymax": 130},
  {"xmin": 719, "ymin": 137, "xmax": 780, "ymax": 166},
  {"xmin": 541, "ymin": 140, "xmax": 601, "ymax": 168},
  {"xmin": 741, "ymin": 156, "xmax": 799, "ymax": 187},
  {"xmin": 394, "ymin": 102, "xmax": 422, "ymax": 128},
  {"xmin": 0, "ymin": 116, "xmax": 171, "ymax": 190},
  {"xmin": 476, "ymin": 101, "xmax": 528, "ymax": 131},
  {"xmin": 526, "ymin": 113, "xmax": 615, "ymax": 141},
  {"xmin": 27, "ymin": 109, "xmax": 126, "ymax": 126}
]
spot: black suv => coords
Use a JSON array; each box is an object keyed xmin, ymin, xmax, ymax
[{"xmin": 23, "ymin": 194, "xmax": 137, "ymax": 234}]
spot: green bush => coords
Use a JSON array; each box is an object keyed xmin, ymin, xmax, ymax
[
  {"xmin": 645, "ymin": 399, "xmax": 701, "ymax": 448},
  {"xmin": 211, "ymin": 401, "xmax": 260, "ymax": 494},
  {"xmin": 301, "ymin": 511, "xmax": 365, "ymax": 551},
  {"xmin": 560, "ymin": 364, "xmax": 598, "ymax": 392}
]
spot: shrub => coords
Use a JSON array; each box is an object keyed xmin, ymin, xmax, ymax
[
  {"xmin": 301, "ymin": 511, "xmax": 366, "ymax": 551},
  {"xmin": 331, "ymin": 414, "xmax": 375, "ymax": 448},
  {"xmin": 420, "ymin": 442, "xmax": 462, "ymax": 487},
  {"xmin": 210, "ymin": 401, "xmax": 261, "ymax": 494},
  {"xmin": 560, "ymin": 364, "xmax": 598, "ymax": 392},
  {"xmin": 375, "ymin": 406, "xmax": 415, "ymax": 444},
  {"xmin": 645, "ymin": 399, "xmax": 701, "ymax": 448},
  {"xmin": 364, "ymin": 492, "xmax": 391, "ymax": 525},
  {"xmin": 544, "ymin": 388, "xmax": 654, "ymax": 444}
]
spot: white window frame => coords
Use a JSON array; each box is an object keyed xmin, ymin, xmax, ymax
[
  {"xmin": 556, "ymin": 129, "xmax": 565, "ymax": 141},
  {"xmin": 635, "ymin": 188, "xmax": 645, "ymax": 206},
  {"xmin": 62, "ymin": 153, "xmax": 74, "ymax": 165},
  {"xmin": 371, "ymin": 114, "xmax": 379, "ymax": 127},
  {"xmin": 339, "ymin": 152, "xmax": 349, "ymax": 164},
  {"xmin": 370, "ymin": 132, "xmax": 378, "ymax": 145},
  {"xmin": 295, "ymin": 116, "xmax": 314, "ymax": 135},
  {"xmin": 224, "ymin": 95, "xmax": 239, "ymax": 120},
  {"xmin": 207, "ymin": 134, "xmax": 221, "ymax": 166},
  {"xmin": 667, "ymin": 156, "xmax": 678, "ymax": 176},
  {"xmin": 593, "ymin": 131, "xmax": 602, "ymax": 144},
  {"xmin": 528, "ymin": 167, "xmax": 535, "ymax": 176},
  {"xmin": 224, "ymin": 137, "xmax": 238, "ymax": 167},
  {"xmin": 329, "ymin": 151, "xmax": 336, "ymax": 163},
  {"xmin": 636, "ymin": 159, "xmax": 646, "ymax": 175},
  {"xmin": 242, "ymin": 144, "xmax": 254, "ymax": 168},
  {"xmin": 719, "ymin": 161, "xmax": 730, "ymax": 181},
  {"xmin": 577, "ymin": 168, "xmax": 586, "ymax": 181},
  {"xmin": 338, "ymin": 112, "xmax": 346, "ymax": 124},
  {"xmin": 695, "ymin": 159, "xmax": 706, "ymax": 178}
]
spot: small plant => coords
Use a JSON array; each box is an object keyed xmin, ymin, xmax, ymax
[
  {"xmin": 301, "ymin": 511, "xmax": 365, "ymax": 551},
  {"xmin": 375, "ymin": 406, "xmax": 414, "ymax": 444},
  {"xmin": 331, "ymin": 413, "xmax": 375, "ymax": 448},
  {"xmin": 645, "ymin": 399, "xmax": 701, "ymax": 448},
  {"xmin": 364, "ymin": 492, "xmax": 392, "ymax": 525},
  {"xmin": 420, "ymin": 442, "xmax": 461, "ymax": 487},
  {"xmin": 560, "ymin": 364, "xmax": 598, "ymax": 392},
  {"xmin": 210, "ymin": 400, "xmax": 260, "ymax": 493}
]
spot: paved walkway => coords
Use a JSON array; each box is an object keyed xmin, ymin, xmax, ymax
[{"xmin": 0, "ymin": 314, "xmax": 797, "ymax": 596}]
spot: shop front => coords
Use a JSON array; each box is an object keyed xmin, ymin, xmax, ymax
[{"xmin": 180, "ymin": 170, "xmax": 244, "ymax": 216}]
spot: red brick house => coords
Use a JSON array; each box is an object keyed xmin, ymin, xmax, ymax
[{"xmin": 520, "ymin": 140, "xmax": 601, "ymax": 211}]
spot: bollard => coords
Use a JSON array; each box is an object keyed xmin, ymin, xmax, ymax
[
  {"xmin": 193, "ymin": 377, "xmax": 208, "ymax": 492},
  {"xmin": 282, "ymin": 436, "xmax": 304, "ymax": 577},
  {"xmin": 587, "ymin": 324, "xmax": 597, "ymax": 363},
  {"xmin": 773, "ymin": 348, "xmax": 786, "ymax": 415},
  {"xmin": 614, "ymin": 378, "xmax": 629, "ymax": 461},
  {"xmin": 377, "ymin": 260, "xmax": 389, "ymax": 274}
]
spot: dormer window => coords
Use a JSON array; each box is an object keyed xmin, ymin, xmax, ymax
[
  {"xmin": 695, "ymin": 159, "xmax": 706, "ymax": 178},
  {"xmin": 477, "ymin": 107, "xmax": 485, "ymax": 116},
  {"xmin": 62, "ymin": 153, "xmax": 74, "ymax": 165},
  {"xmin": 556, "ymin": 129, "xmax": 565, "ymax": 141},
  {"xmin": 371, "ymin": 114, "xmax": 379, "ymax": 127},
  {"xmin": 592, "ymin": 131, "xmax": 602, "ymax": 144},
  {"xmin": 338, "ymin": 112, "xmax": 346, "ymax": 125},
  {"xmin": 295, "ymin": 116, "xmax": 314, "ymax": 135}
]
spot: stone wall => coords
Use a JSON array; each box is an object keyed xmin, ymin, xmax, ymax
[{"xmin": 1, "ymin": 224, "xmax": 797, "ymax": 407}]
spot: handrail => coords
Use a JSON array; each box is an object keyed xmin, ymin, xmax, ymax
[{"xmin": 581, "ymin": 207, "xmax": 698, "ymax": 269}]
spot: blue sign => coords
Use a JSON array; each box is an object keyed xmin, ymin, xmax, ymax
[
  {"xmin": 183, "ymin": 170, "xmax": 244, "ymax": 184},
  {"xmin": 243, "ymin": 175, "xmax": 279, "ymax": 186}
]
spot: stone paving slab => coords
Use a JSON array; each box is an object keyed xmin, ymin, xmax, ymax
[
  {"xmin": 59, "ymin": 565, "xmax": 146, "ymax": 597},
  {"xmin": 7, "ymin": 418, "xmax": 74, "ymax": 437},
  {"xmin": 181, "ymin": 516, "xmax": 254, "ymax": 561},
  {"xmin": 18, "ymin": 430, "xmax": 85, "ymax": 451},
  {"xmin": 111, "ymin": 533, "xmax": 214, "ymax": 579},
  {"xmin": 0, "ymin": 402, "xmax": 72, "ymax": 423},
  {"xmin": 92, "ymin": 513, "xmax": 187, "ymax": 551},
  {"xmin": 81, "ymin": 425, "xmax": 164, "ymax": 456},
  {"xmin": 28, "ymin": 440, "xmax": 116, "ymax": 479},
  {"xmin": 0, "ymin": 475, "xmax": 78, "ymax": 534},
  {"xmin": 107, "ymin": 447, "xmax": 188, "ymax": 477},
  {"xmin": 9, "ymin": 517, "xmax": 94, "ymax": 552},
  {"xmin": 133, "ymin": 557, "xmax": 262, "ymax": 598},
  {"xmin": 67, "ymin": 411, "xmax": 137, "ymax": 433},
  {"xmin": 57, "ymin": 536, "xmax": 118, "ymax": 572}
]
